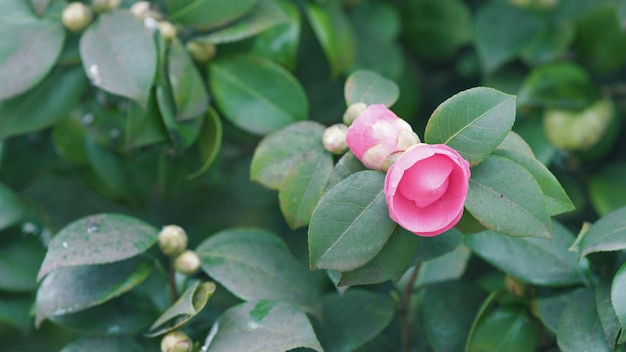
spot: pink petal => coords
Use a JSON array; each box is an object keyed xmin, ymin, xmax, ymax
[{"xmin": 398, "ymin": 155, "xmax": 453, "ymax": 208}]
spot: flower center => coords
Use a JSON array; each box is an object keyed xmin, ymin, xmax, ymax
[{"xmin": 398, "ymin": 155, "xmax": 453, "ymax": 208}]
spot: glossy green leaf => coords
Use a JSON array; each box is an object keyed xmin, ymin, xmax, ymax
[
  {"xmin": 0, "ymin": 293, "xmax": 32, "ymax": 333},
  {"xmin": 415, "ymin": 244, "xmax": 471, "ymax": 288},
  {"xmin": 465, "ymin": 222, "xmax": 589, "ymax": 286},
  {"xmin": 124, "ymin": 92, "xmax": 169, "ymax": 150},
  {"xmin": 327, "ymin": 151, "xmax": 366, "ymax": 190},
  {"xmin": 308, "ymin": 170, "xmax": 396, "ymax": 271},
  {"xmin": 305, "ymin": 1, "xmax": 355, "ymax": 76},
  {"xmin": 252, "ymin": 0, "xmax": 300, "ymax": 70},
  {"xmin": 60, "ymin": 336, "xmax": 152, "ymax": 352},
  {"xmin": 465, "ymin": 155, "xmax": 551, "ymax": 238},
  {"xmin": 84, "ymin": 137, "xmax": 132, "ymax": 201},
  {"xmin": 338, "ymin": 227, "xmax": 419, "ymax": 286},
  {"xmin": 278, "ymin": 150, "xmax": 333, "ymax": 229},
  {"xmin": 209, "ymin": 54, "xmax": 308, "ymax": 135},
  {"xmin": 588, "ymin": 163, "xmax": 626, "ymax": 217},
  {"xmin": 80, "ymin": 10, "xmax": 156, "ymax": 106},
  {"xmin": 168, "ymin": 0, "xmax": 257, "ymax": 30},
  {"xmin": 167, "ymin": 39, "xmax": 209, "ymax": 121},
  {"xmin": 467, "ymin": 305, "xmax": 540, "ymax": 352},
  {"xmin": 145, "ymin": 281, "xmax": 215, "ymax": 337},
  {"xmin": 574, "ymin": 4, "xmax": 626, "ymax": 73},
  {"xmin": 420, "ymin": 280, "xmax": 485, "ymax": 352},
  {"xmin": 513, "ymin": 116, "xmax": 557, "ymax": 165},
  {"xmin": 156, "ymin": 84, "xmax": 205, "ymax": 151},
  {"xmin": 596, "ymin": 275, "xmax": 621, "ymax": 347},
  {"xmin": 317, "ymin": 290, "xmax": 394, "ymax": 352},
  {"xmin": 0, "ymin": 183, "xmax": 23, "ymax": 231},
  {"xmin": 0, "ymin": 237, "xmax": 45, "ymax": 292},
  {"xmin": 535, "ymin": 288, "xmax": 587, "ymax": 333},
  {"xmin": 492, "ymin": 148, "xmax": 574, "ymax": 216},
  {"xmin": 424, "ymin": 87, "xmax": 516, "ymax": 165},
  {"xmin": 35, "ymin": 256, "xmax": 153, "ymax": 327},
  {"xmin": 196, "ymin": 0, "xmax": 288, "ymax": 44},
  {"xmin": 250, "ymin": 121, "xmax": 326, "ymax": 189},
  {"xmin": 0, "ymin": 7, "xmax": 65, "ymax": 100},
  {"xmin": 344, "ymin": 70, "xmax": 399, "ymax": 107},
  {"xmin": 496, "ymin": 131, "xmax": 534, "ymax": 156},
  {"xmin": 0, "ymin": 66, "xmax": 86, "ymax": 140},
  {"xmin": 196, "ymin": 228, "xmax": 321, "ymax": 316},
  {"xmin": 188, "ymin": 107, "xmax": 223, "ymax": 179},
  {"xmin": 203, "ymin": 300, "xmax": 323, "ymax": 352},
  {"xmin": 578, "ymin": 206, "xmax": 626, "ymax": 258},
  {"xmin": 474, "ymin": 2, "xmax": 541, "ymax": 72},
  {"xmin": 557, "ymin": 289, "xmax": 610, "ymax": 352},
  {"xmin": 612, "ymin": 262, "xmax": 626, "ymax": 344},
  {"xmin": 37, "ymin": 213, "xmax": 159, "ymax": 280}
]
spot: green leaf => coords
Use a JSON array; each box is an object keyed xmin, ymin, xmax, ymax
[
  {"xmin": 80, "ymin": 10, "xmax": 156, "ymax": 106},
  {"xmin": 84, "ymin": 137, "xmax": 133, "ymax": 201},
  {"xmin": 308, "ymin": 170, "xmax": 396, "ymax": 271},
  {"xmin": 0, "ymin": 293, "xmax": 32, "ymax": 333},
  {"xmin": 124, "ymin": 92, "xmax": 169, "ymax": 150},
  {"xmin": 305, "ymin": 1, "xmax": 355, "ymax": 76},
  {"xmin": 597, "ymin": 275, "xmax": 621, "ymax": 347},
  {"xmin": 338, "ymin": 227, "xmax": 419, "ymax": 286},
  {"xmin": 0, "ymin": 8, "xmax": 65, "ymax": 100},
  {"xmin": 520, "ymin": 17, "xmax": 575, "ymax": 65},
  {"xmin": 574, "ymin": 4, "xmax": 626, "ymax": 73},
  {"xmin": 317, "ymin": 290, "xmax": 394, "ymax": 352},
  {"xmin": 195, "ymin": 0, "xmax": 288, "ymax": 44},
  {"xmin": 557, "ymin": 289, "xmax": 611, "ymax": 352},
  {"xmin": 209, "ymin": 54, "xmax": 308, "ymax": 135},
  {"xmin": 467, "ymin": 305, "xmax": 540, "ymax": 352},
  {"xmin": 0, "ymin": 66, "xmax": 86, "ymax": 140},
  {"xmin": 465, "ymin": 154, "xmax": 551, "ymax": 238},
  {"xmin": 252, "ymin": 0, "xmax": 301, "ymax": 71},
  {"xmin": 35, "ymin": 256, "xmax": 153, "ymax": 327},
  {"xmin": 327, "ymin": 151, "xmax": 366, "ymax": 190},
  {"xmin": 196, "ymin": 228, "xmax": 321, "ymax": 316},
  {"xmin": 496, "ymin": 131, "xmax": 535, "ymax": 156},
  {"xmin": 156, "ymin": 84, "xmax": 205, "ymax": 152},
  {"xmin": 344, "ymin": 70, "xmax": 399, "ymax": 107},
  {"xmin": 145, "ymin": 281, "xmax": 215, "ymax": 337},
  {"xmin": 578, "ymin": 206, "xmax": 626, "ymax": 258},
  {"xmin": 60, "ymin": 336, "xmax": 152, "ymax": 352},
  {"xmin": 415, "ymin": 244, "xmax": 471, "ymax": 288},
  {"xmin": 37, "ymin": 213, "xmax": 159, "ymax": 280},
  {"xmin": 412, "ymin": 228, "xmax": 463, "ymax": 263},
  {"xmin": 474, "ymin": 2, "xmax": 541, "ymax": 72},
  {"xmin": 535, "ymin": 288, "xmax": 587, "ymax": 333},
  {"xmin": 168, "ymin": 0, "xmax": 257, "ymax": 30},
  {"xmin": 424, "ymin": 87, "xmax": 516, "ymax": 165},
  {"xmin": 0, "ymin": 237, "xmax": 45, "ymax": 292},
  {"xmin": 250, "ymin": 121, "xmax": 326, "ymax": 189},
  {"xmin": 203, "ymin": 300, "xmax": 323, "ymax": 352},
  {"xmin": 513, "ymin": 117, "xmax": 557, "ymax": 165},
  {"xmin": 187, "ymin": 107, "xmax": 223, "ymax": 179},
  {"xmin": 278, "ymin": 150, "xmax": 333, "ymax": 229},
  {"xmin": 465, "ymin": 222, "xmax": 589, "ymax": 287},
  {"xmin": 612, "ymin": 262, "xmax": 626, "ymax": 344},
  {"xmin": 167, "ymin": 39, "xmax": 209, "ymax": 121},
  {"xmin": 492, "ymin": 148, "xmax": 574, "ymax": 216},
  {"xmin": 589, "ymin": 163, "xmax": 626, "ymax": 217},
  {"xmin": 30, "ymin": 0, "xmax": 51, "ymax": 16},
  {"xmin": 0, "ymin": 183, "xmax": 23, "ymax": 231},
  {"xmin": 420, "ymin": 280, "xmax": 485, "ymax": 352}
]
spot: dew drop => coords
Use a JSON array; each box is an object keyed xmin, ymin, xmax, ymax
[
  {"xmin": 88, "ymin": 64, "xmax": 101, "ymax": 85},
  {"xmin": 87, "ymin": 225, "xmax": 98, "ymax": 234},
  {"xmin": 62, "ymin": 241, "xmax": 68, "ymax": 248},
  {"xmin": 144, "ymin": 17, "xmax": 158, "ymax": 32}
]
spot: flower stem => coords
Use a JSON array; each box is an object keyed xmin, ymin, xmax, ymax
[
  {"xmin": 169, "ymin": 264, "xmax": 179, "ymax": 302},
  {"xmin": 401, "ymin": 264, "xmax": 420, "ymax": 352}
]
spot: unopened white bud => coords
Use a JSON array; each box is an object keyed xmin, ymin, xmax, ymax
[
  {"xmin": 158, "ymin": 21, "xmax": 177, "ymax": 40},
  {"xmin": 186, "ymin": 41, "xmax": 217, "ymax": 63},
  {"xmin": 342, "ymin": 102, "xmax": 368, "ymax": 126},
  {"xmin": 62, "ymin": 2, "xmax": 93, "ymax": 32},
  {"xmin": 174, "ymin": 250, "xmax": 201, "ymax": 275},
  {"xmin": 322, "ymin": 124, "xmax": 349, "ymax": 154},
  {"xmin": 161, "ymin": 331, "xmax": 192, "ymax": 352},
  {"xmin": 158, "ymin": 225, "xmax": 188, "ymax": 257}
]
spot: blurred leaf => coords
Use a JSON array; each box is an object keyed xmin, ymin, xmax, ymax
[
  {"xmin": 465, "ymin": 221, "xmax": 589, "ymax": 286},
  {"xmin": 612, "ymin": 262, "xmax": 626, "ymax": 344},
  {"xmin": 574, "ymin": 4, "xmax": 626, "ymax": 73},
  {"xmin": 535, "ymin": 288, "xmax": 587, "ymax": 333},
  {"xmin": 308, "ymin": 170, "xmax": 396, "ymax": 271},
  {"xmin": 305, "ymin": 1, "xmax": 355, "ymax": 76},
  {"xmin": 401, "ymin": 0, "xmax": 472, "ymax": 60},
  {"xmin": 52, "ymin": 109, "xmax": 89, "ymax": 164},
  {"xmin": 412, "ymin": 228, "xmax": 462, "ymax": 263},
  {"xmin": 0, "ymin": 293, "xmax": 32, "ymax": 333},
  {"xmin": 578, "ymin": 206, "xmax": 626, "ymax": 258},
  {"xmin": 344, "ymin": 70, "xmax": 399, "ymax": 107},
  {"xmin": 619, "ymin": 0, "xmax": 626, "ymax": 29},
  {"xmin": 465, "ymin": 155, "xmax": 551, "ymax": 238},
  {"xmin": 30, "ymin": 0, "xmax": 51, "ymax": 16},
  {"xmin": 196, "ymin": 0, "xmax": 288, "ymax": 44},
  {"xmin": 196, "ymin": 228, "xmax": 321, "ymax": 316},
  {"xmin": 37, "ymin": 213, "xmax": 158, "ymax": 280},
  {"xmin": 338, "ymin": 227, "xmax": 419, "ymax": 286},
  {"xmin": 0, "ymin": 66, "xmax": 86, "ymax": 140},
  {"xmin": 420, "ymin": 280, "xmax": 485, "ymax": 352},
  {"xmin": 317, "ymin": 290, "xmax": 394, "ymax": 352},
  {"xmin": 209, "ymin": 54, "xmax": 308, "ymax": 135},
  {"xmin": 60, "ymin": 336, "xmax": 153, "ymax": 352},
  {"xmin": 35, "ymin": 256, "xmax": 153, "ymax": 327},
  {"xmin": 252, "ymin": 0, "xmax": 300, "ymax": 70},
  {"xmin": 520, "ymin": 17, "xmax": 574, "ymax": 65},
  {"xmin": 167, "ymin": 39, "xmax": 209, "ymax": 121},
  {"xmin": 156, "ymin": 84, "xmax": 205, "ymax": 151},
  {"xmin": 467, "ymin": 304, "xmax": 540, "ymax": 352},
  {"xmin": 0, "ymin": 183, "xmax": 24, "ymax": 231},
  {"xmin": 188, "ymin": 107, "xmax": 223, "ymax": 179},
  {"xmin": 0, "ymin": 237, "xmax": 45, "ymax": 292},
  {"xmin": 557, "ymin": 289, "xmax": 610, "ymax": 352},
  {"xmin": 327, "ymin": 151, "xmax": 366, "ymax": 190},
  {"xmin": 424, "ymin": 87, "xmax": 516, "ymax": 165},
  {"xmin": 415, "ymin": 244, "xmax": 471, "ymax": 288},
  {"xmin": 203, "ymin": 300, "xmax": 323, "ymax": 352},
  {"xmin": 80, "ymin": 10, "xmax": 156, "ymax": 106},
  {"xmin": 588, "ymin": 163, "xmax": 626, "ymax": 217},
  {"xmin": 145, "ymin": 281, "xmax": 215, "ymax": 337},
  {"xmin": 84, "ymin": 137, "xmax": 134, "ymax": 201},
  {"xmin": 278, "ymin": 149, "xmax": 333, "ymax": 229},
  {"xmin": 124, "ymin": 92, "xmax": 169, "ymax": 150},
  {"xmin": 0, "ymin": 6, "xmax": 65, "ymax": 100},
  {"xmin": 168, "ymin": 0, "xmax": 257, "ymax": 30},
  {"xmin": 517, "ymin": 62, "xmax": 598, "ymax": 110},
  {"xmin": 250, "ymin": 121, "xmax": 326, "ymax": 190},
  {"xmin": 596, "ymin": 275, "xmax": 621, "ymax": 347}
]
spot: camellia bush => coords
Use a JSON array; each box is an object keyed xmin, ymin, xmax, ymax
[{"xmin": 4, "ymin": 0, "xmax": 626, "ymax": 351}]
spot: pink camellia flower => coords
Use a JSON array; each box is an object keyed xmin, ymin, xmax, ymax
[
  {"xmin": 346, "ymin": 104, "xmax": 420, "ymax": 171},
  {"xmin": 384, "ymin": 144, "xmax": 471, "ymax": 237}
]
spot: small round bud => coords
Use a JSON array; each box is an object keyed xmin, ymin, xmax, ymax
[
  {"xmin": 62, "ymin": 2, "xmax": 93, "ymax": 32},
  {"xmin": 504, "ymin": 275, "xmax": 531, "ymax": 297},
  {"xmin": 158, "ymin": 225, "xmax": 188, "ymax": 257},
  {"xmin": 158, "ymin": 21, "xmax": 178, "ymax": 40},
  {"xmin": 174, "ymin": 250, "xmax": 201, "ymax": 275},
  {"xmin": 186, "ymin": 41, "xmax": 217, "ymax": 63},
  {"xmin": 161, "ymin": 331, "xmax": 192, "ymax": 352},
  {"xmin": 342, "ymin": 102, "xmax": 368, "ymax": 126},
  {"xmin": 91, "ymin": 0, "xmax": 120, "ymax": 12},
  {"xmin": 322, "ymin": 124, "xmax": 349, "ymax": 154},
  {"xmin": 130, "ymin": 1, "xmax": 163, "ymax": 20}
]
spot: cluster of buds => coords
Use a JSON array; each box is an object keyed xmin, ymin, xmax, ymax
[{"xmin": 158, "ymin": 225, "xmax": 200, "ymax": 275}]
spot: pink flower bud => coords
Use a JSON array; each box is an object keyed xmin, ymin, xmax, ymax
[
  {"xmin": 384, "ymin": 144, "xmax": 470, "ymax": 237},
  {"xmin": 346, "ymin": 104, "xmax": 420, "ymax": 171}
]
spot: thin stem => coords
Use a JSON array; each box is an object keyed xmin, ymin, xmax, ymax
[
  {"xmin": 169, "ymin": 264, "xmax": 179, "ymax": 302},
  {"xmin": 401, "ymin": 264, "xmax": 420, "ymax": 352}
]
